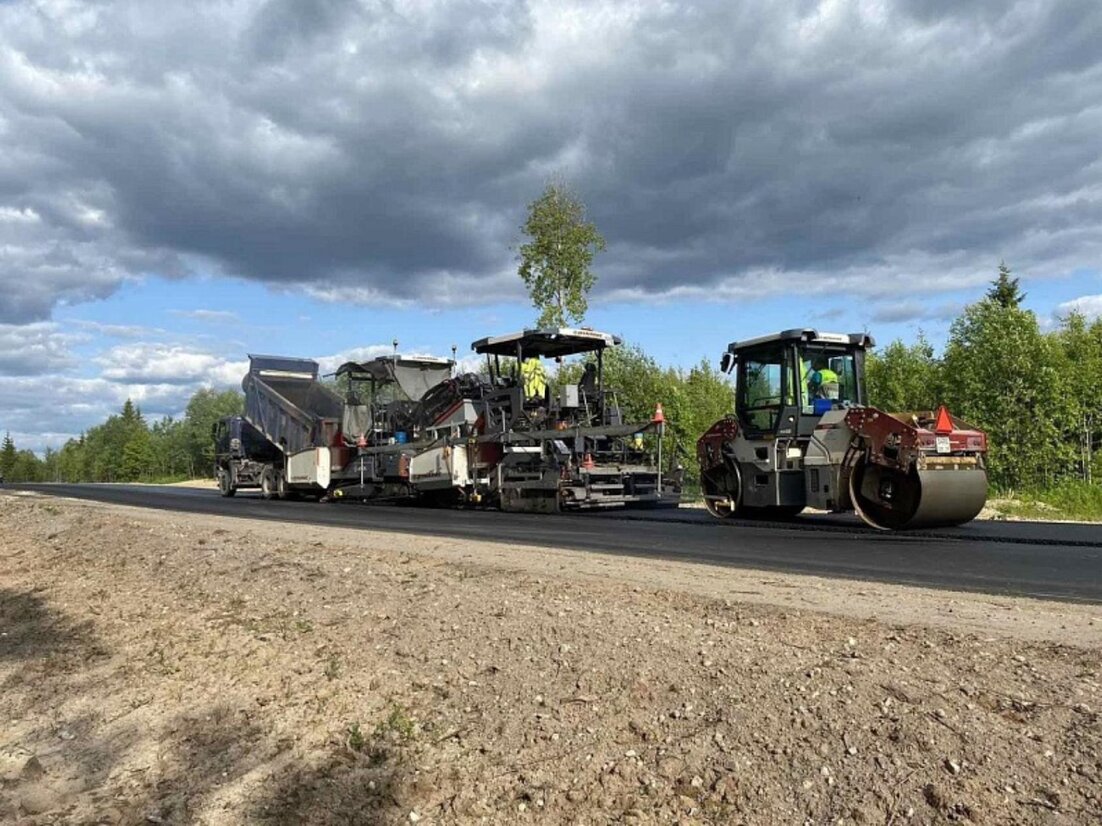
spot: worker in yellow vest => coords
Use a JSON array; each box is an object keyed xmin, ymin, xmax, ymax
[
  {"xmin": 808, "ymin": 357, "xmax": 840, "ymax": 400},
  {"xmin": 521, "ymin": 357, "xmax": 547, "ymax": 401}
]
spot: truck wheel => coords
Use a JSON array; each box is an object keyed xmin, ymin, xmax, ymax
[
  {"xmin": 275, "ymin": 471, "xmax": 297, "ymax": 501},
  {"xmin": 260, "ymin": 466, "xmax": 276, "ymax": 500},
  {"xmin": 218, "ymin": 468, "xmax": 237, "ymax": 498}
]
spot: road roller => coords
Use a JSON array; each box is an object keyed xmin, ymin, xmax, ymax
[{"xmin": 696, "ymin": 329, "xmax": 988, "ymax": 530}]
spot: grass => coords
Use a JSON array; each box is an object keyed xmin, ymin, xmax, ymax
[
  {"xmin": 375, "ymin": 704, "xmax": 416, "ymax": 742},
  {"xmin": 323, "ymin": 653, "xmax": 342, "ymax": 681},
  {"xmin": 346, "ymin": 722, "xmax": 366, "ymax": 753},
  {"xmin": 343, "ymin": 705, "xmax": 417, "ymax": 764},
  {"xmin": 990, "ymin": 480, "xmax": 1102, "ymax": 522}
]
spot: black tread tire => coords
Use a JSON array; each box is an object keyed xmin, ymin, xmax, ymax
[
  {"xmin": 260, "ymin": 466, "xmax": 276, "ymax": 500},
  {"xmin": 218, "ymin": 467, "xmax": 237, "ymax": 498},
  {"xmin": 275, "ymin": 470, "xmax": 289, "ymax": 501}
]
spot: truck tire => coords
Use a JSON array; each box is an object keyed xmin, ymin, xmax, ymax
[
  {"xmin": 260, "ymin": 466, "xmax": 276, "ymax": 500},
  {"xmin": 218, "ymin": 467, "xmax": 237, "ymax": 498},
  {"xmin": 275, "ymin": 470, "xmax": 297, "ymax": 501}
]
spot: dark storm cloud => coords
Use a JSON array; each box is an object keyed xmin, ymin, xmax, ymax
[{"xmin": 0, "ymin": 0, "xmax": 1100, "ymax": 322}]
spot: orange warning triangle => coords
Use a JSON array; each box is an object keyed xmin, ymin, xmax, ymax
[{"xmin": 934, "ymin": 405, "xmax": 954, "ymax": 435}]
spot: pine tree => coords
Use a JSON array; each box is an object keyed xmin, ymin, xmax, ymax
[
  {"xmin": 986, "ymin": 261, "xmax": 1025, "ymax": 308},
  {"xmin": 0, "ymin": 432, "xmax": 16, "ymax": 479},
  {"xmin": 121, "ymin": 428, "xmax": 155, "ymax": 482},
  {"xmin": 120, "ymin": 399, "xmax": 144, "ymax": 430}
]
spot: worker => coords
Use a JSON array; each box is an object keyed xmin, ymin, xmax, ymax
[
  {"xmin": 808, "ymin": 357, "xmax": 840, "ymax": 400},
  {"xmin": 579, "ymin": 362, "xmax": 598, "ymax": 397},
  {"xmin": 521, "ymin": 356, "xmax": 547, "ymax": 401}
]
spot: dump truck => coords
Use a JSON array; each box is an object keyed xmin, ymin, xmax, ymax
[
  {"xmin": 469, "ymin": 327, "xmax": 682, "ymax": 512},
  {"xmin": 697, "ymin": 329, "xmax": 988, "ymax": 530},
  {"xmin": 216, "ymin": 353, "xmax": 460, "ymax": 500}
]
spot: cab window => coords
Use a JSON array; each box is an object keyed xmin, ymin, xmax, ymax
[
  {"xmin": 799, "ymin": 347, "xmax": 859, "ymax": 412},
  {"xmin": 739, "ymin": 349, "xmax": 786, "ymax": 432}
]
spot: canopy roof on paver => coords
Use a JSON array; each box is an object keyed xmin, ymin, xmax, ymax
[{"xmin": 472, "ymin": 328, "xmax": 621, "ymax": 359}]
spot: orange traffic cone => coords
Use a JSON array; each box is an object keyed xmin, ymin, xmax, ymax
[
  {"xmin": 652, "ymin": 402, "xmax": 665, "ymax": 424},
  {"xmin": 582, "ymin": 453, "xmax": 595, "ymax": 469}
]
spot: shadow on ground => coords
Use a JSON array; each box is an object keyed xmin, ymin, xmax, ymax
[{"xmin": 0, "ymin": 587, "xmax": 98, "ymax": 663}]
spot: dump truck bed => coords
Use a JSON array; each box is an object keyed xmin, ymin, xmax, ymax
[{"xmin": 242, "ymin": 355, "xmax": 344, "ymax": 455}]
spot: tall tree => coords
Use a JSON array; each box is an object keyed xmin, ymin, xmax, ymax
[
  {"xmin": 1, "ymin": 432, "xmax": 17, "ymax": 479},
  {"xmin": 1052, "ymin": 311, "xmax": 1102, "ymax": 482},
  {"xmin": 942, "ymin": 297, "xmax": 1067, "ymax": 488},
  {"xmin": 986, "ymin": 261, "xmax": 1025, "ymax": 308},
  {"xmin": 518, "ymin": 181, "xmax": 606, "ymax": 327},
  {"xmin": 184, "ymin": 388, "xmax": 244, "ymax": 475},
  {"xmin": 121, "ymin": 427, "xmax": 156, "ymax": 482}
]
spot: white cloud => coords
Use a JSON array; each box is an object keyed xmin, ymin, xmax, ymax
[
  {"xmin": 96, "ymin": 343, "xmax": 248, "ymax": 386},
  {"xmin": 1056, "ymin": 293, "xmax": 1102, "ymax": 321},
  {"xmin": 0, "ymin": 322, "xmax": 82, "ymax": 375},
  {"xmin": 169, "ymin": 309, "xmax": 240, "ymax": 323},
  {"xmin": 71, "ymin": 320, "xmax": 167, "ymax": 339}
]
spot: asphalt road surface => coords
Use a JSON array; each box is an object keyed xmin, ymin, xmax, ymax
[{"xmin": 9, "ymin": 483, "xmax": 1102, "ymax": 603}]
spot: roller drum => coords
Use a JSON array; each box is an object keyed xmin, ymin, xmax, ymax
[{"xmin": 850, "ymin": 460, "xmax": 987, "ymax": 531}]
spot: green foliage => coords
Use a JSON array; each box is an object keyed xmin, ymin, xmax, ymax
[
  {"xmin": 375, "ymin": 704, "xmax": 416, "ymax": 741},
  {"xmin": 184, "ymin": 388, "xmax": 245, "ymax": 472},
  {"xmin": 0, "ymin": 432, "xmax": 15, "ymax": 479},
  {"xmin": 1051, "ymin": 311, "xmax": 1102, "ymax": 483},
  {"xmin": 518, "ymin": 181, "xmax": 606, "ymax": 327},
  {"xmin": 865, "ymin": 335, "xmax": 942, "ymax": 412},
  {"xmin": 121, "ymin": 427, "xmax": 156, "ymax": 481},
  {"xmin": 558, "ymin": 343, "xmax": 733, "ymax": 481},
  {"xmin": 324, "ymin": 653, "xmax": 342, "ymax": 681},
  {"xmin": 346, "ymin": 722, "xmax": 366, "ymax": 753},
  {"xmin": 986, "ymin": 261, "xmax": 1025, "ymax": 308},
  {"xmin": 942, "ymin": 298, "xmax": 1069, "ymax": 488},
  {"xmin": 993, "ymin": 480, "xmax": 1102, "ymax": 522},
  {"xmin": 862, "ymin": 264, "xmax": 1099, "ymax": 498}
]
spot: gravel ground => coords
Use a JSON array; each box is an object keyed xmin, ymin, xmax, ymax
[{"xmin": 1, "ymin": 493, "xmax": 1100, "ymax": 825}]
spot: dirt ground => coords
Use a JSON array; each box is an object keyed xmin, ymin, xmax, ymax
[{"xmin": 1, "ymin": 493, "xmax": 1099, "ymax": 825}]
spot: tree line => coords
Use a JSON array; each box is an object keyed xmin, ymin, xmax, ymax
[
  {"xmin": 1, "ymin": 389, "xmax": 243, "ymax": 484},
  {"xmin": 865, "ymin": 266, "xmax": 1101, "ymax": 492}
]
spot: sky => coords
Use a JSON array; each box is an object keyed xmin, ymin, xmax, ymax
[{"xmin": 1, "ymin": 0, "xmax": 1101, "ymax": 454}]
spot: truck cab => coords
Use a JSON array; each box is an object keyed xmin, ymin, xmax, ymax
[{"xmin": 213, "ymin": 415, "xmax": 281, "ymax": 496}]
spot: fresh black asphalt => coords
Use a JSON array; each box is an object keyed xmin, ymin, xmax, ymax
[{"xmin": 8, "ymin": 483, "xmax": 1102, "ymax": 604}]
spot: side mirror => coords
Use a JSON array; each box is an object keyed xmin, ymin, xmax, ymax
[{"xmin": 719, "ymin": 352, "xmax": 734, "ymax": 374}]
